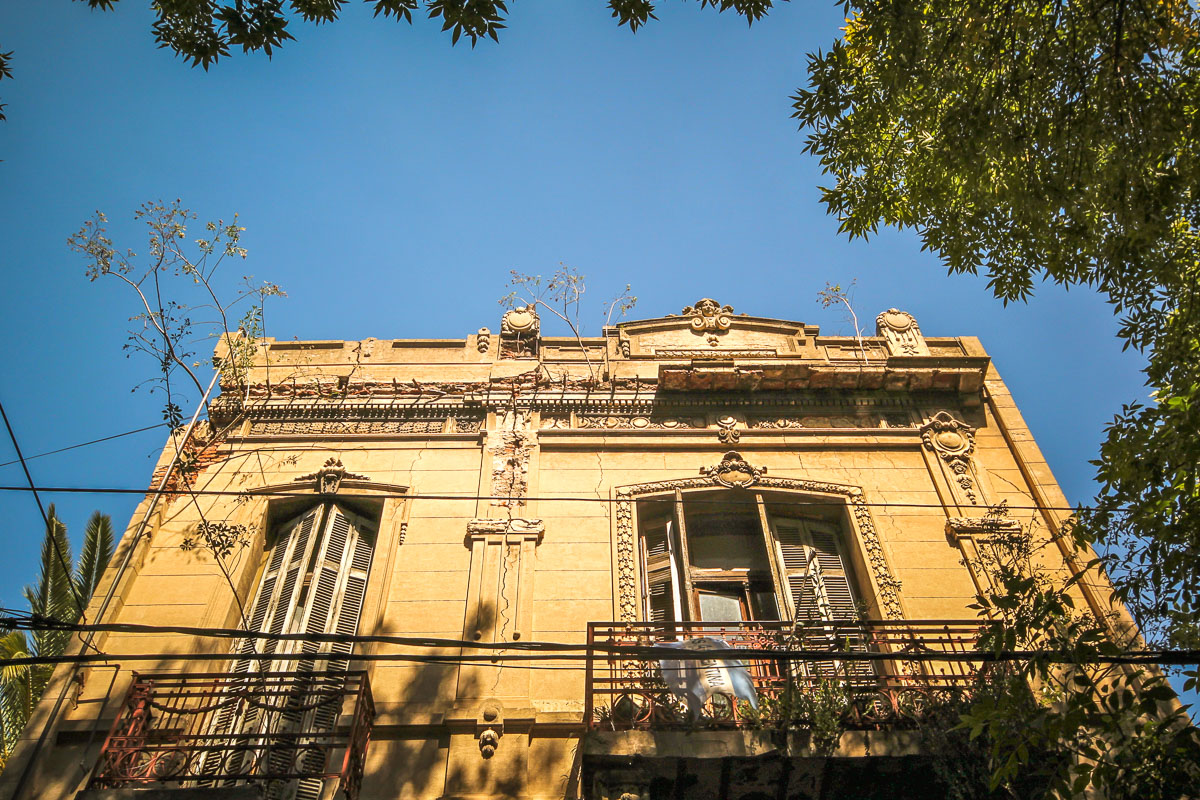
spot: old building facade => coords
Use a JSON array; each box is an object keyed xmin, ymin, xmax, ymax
[{"xmin": 0, "ymin": 300, "xmax": 1098, "ymax": 799}]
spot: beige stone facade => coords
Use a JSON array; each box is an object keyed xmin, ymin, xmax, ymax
[{"xmin": 0, "ymin": 300, "xmax": 1099, "ymax": 800}]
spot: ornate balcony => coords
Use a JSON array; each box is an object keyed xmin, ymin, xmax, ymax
[
  {"xmin": 585, "ymin": 620, "xmax": 982, "ymax": 731},
  {"xmin": 89, "ymin": 670, "xmax": 373, "ymax": 800}
]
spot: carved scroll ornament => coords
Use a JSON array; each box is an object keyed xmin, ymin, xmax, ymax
[
  {"xmin": 681, "ymin": 298, "xmax": 734, "ymax": 334},
  {"xmin": 921, "ymin": 411, "xmax": 982, "ymax": 505},
  {"xmin": 293, "ymin": 457, "xmax": 369, "ymax": 495},
  {"xmin": 699, "ymin": 450, "xmax": 762, "ymax": 488}
]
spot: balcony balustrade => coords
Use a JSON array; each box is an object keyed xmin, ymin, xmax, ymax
[
  {"xmin": 89, "ymin": 670, "xmax": 373, "ymax": 800},
  {"xmin": 586, "ymin": 620, "xmax": 983, "ymax": 731}
]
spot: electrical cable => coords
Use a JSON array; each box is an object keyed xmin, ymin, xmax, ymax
[
  {"xmin": 0, "ymin": 484, "xmax": 1103, "ymax": 512},
  {"xmin": 0, "ymin": 614, "xmax": 1195, "ymax": 667},
  {"xmin": 0, "ymin": 400, "xmax": 90, "ymax": 621},
  {"xmin": 0, "ymin": 423, "xmax": 167, "ymax": 469},
  {"xmin": 0, "ymin": 645, "xmax": 1192, "ymax": 669},
  {"xmin": 6, "ymin": 371, "xmax": 220, "ymax": 800}
]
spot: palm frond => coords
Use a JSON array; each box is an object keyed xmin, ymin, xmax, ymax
[
  {"xmin": 0, "ymin": 630, "xmax": 33, "ymax": 758},
  {"xmin": 23, "ymin": 506, "xmax": 74, "ymax": 660},
  {"xmin": 74, "ymin": 511, "xmax": 114, "ymax": 603}
]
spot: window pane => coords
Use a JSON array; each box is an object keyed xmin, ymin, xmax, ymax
[
  {"xmin": 698, "ymin": 590, "xmax": 745, "ymax": 622},
  {"xmin": 684, "ymin": 499, "xmax": 768, "ymax": 571}
]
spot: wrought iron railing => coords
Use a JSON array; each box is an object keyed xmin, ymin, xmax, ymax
[
  {"xmin": 586, "ymin": 620, "xmax": 983, "ymax": 730},
  {"xmin": 89, "ymin": 670, "xmax": 374, "ymax": 800}
]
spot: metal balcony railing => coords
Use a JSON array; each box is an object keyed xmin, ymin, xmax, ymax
[
  {"xmin": 586, "ymin": 620, "xmax": 983, "ymax": 731},
  {"xmin": 89, "ymin": 670, "xmax": 374, "ymax": 800}
]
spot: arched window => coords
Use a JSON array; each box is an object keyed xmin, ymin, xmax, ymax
[{"xmin": 637, "ymin": 489, "xmax": 864, "ymax": 624}]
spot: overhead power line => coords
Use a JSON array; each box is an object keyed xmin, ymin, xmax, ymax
[
  {"xmin": 0, "ymin": 400, "xmax": 90, "ymax": 621},
  {"xmin": 0, "ymin": 423, "xmax": 167, "ymax": 469},
  {"xmin": 0, "ymin": 614, "xmax": 1195, "ymax": 667},
  {"xmin": 0, "ymin": 484, "xmax": 1098, "ymax": 513}
]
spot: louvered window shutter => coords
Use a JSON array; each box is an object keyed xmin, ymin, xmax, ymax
[
  {"xmin": 286, "ymin": 505, "xmax": 376, "ymax": 800},
  {"xmin": 807, "ymin": 523, "xmax": 858, "ymax": 622},
  {"xmin": 201, "ymin": 506, "xmax": 323, "ymax": 781},
  {"xmin": 642, "ymin": 519, "xmax": 677, "ymax": 624},
  {"xmin": 773, "ymin": 519, "xmax": 821, "ymax": 621},
  {"xmin": 237, "ymin": 506, "xmax": 322, "ymax": 674},
  {"xmin": 289, "ymin": 504, "xmax": 376, "ymax": 673}
]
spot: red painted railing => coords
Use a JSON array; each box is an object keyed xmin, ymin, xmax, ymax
[
  {"xmin": 586, "ymin": 620, "xmax": 983, "ymax": 730},
  {"xmin": 90, "ymin": 670, "xmax": 374, "ymax": 800}
]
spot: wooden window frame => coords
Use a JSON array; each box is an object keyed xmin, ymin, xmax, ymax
[{"xmin": 637, "ymin": 489, "xmax": 868, "ymax": 625}]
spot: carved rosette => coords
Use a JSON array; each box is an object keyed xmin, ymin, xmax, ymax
[
  {"xmin": 293, "ymin": 457, "xmax": 370, "ymax": 495},
  {"xmin": 920, "ymin": 411, "xmax": 983, "ymax": 506},
  {"xmin": 613, "ymin": 473, "xmax": 904, "ymax": 622},
  {"xmin": 875, "ymin": 308, "xmax": 930, "ymax": 357}
]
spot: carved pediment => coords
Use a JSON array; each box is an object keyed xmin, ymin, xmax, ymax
[{"xmin": 614, "ymin": 302, "xmax": 816, "ymax": 358}]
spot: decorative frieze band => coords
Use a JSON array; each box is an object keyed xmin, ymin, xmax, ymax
[{"xmin": 248, "ymin": 417, "xmax": 483, "ymax": 435}]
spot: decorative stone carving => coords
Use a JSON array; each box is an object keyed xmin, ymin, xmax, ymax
[
  {"xmin": 876, "ymin": 308, "xmax": 930, "ymax": 356},
  {"xmin": 748, "ymin": 414, "xmax": 912, "ymax": 429},
  {"xmin": 476, "ymin": 327, "xmax": 491, "ymax": 353},
  {"xmin": 617, "ymin": 331, "xmax": 632, "ymax": 358},
  {"xmin": 478, "ymin": 728, "xmax": 500, "ymax": 759},
  {"xmin": 614, "ymin": 475, "xmax": 904, "ymax": 621},
  {"xmin": 654, "ymin": 348, "xmax": 776, "ymax": 359},
  {"xmin": 716, "ymin": 414, "xmax": 739, "ymax": 444},
  {"xmin": 699, "ymin": 450, "xmax": 765, "ymax": 488},
  {"xmin": 293, "ymin": 457, "xmax": 369, "ymax": 495},
  {"xmin": 575, "ymin": 414, "xmax": 703, "ymax": 430},
  {"xmin": 250, "ymin": 419, "xmax": 460, "ymax": 435},
  {"xmin": 946, "ymin": 513, "xmax": 1022, "ymax": 542},
  {"xmin": 499, "ymin": 305, "xmax": 540, "ymax": 358},
  {"xmin": 681, "ymin": 298, "xmax": 734, "ymax": 335},
  {"xmin": 466, "ymin": 518, "xmax": 545, "ymax": 539},
  {"xmin": 920, "ymin": 411, "xmax": 982, "ymax": 505},
  {"xmin": 464, "ymin": 518, "xmax": 544, "ymax": 645}
]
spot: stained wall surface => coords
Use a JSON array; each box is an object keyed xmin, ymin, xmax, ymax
[{"xmin": 0, "ymin": 302, "xmax": 1096, "ymax": 800}]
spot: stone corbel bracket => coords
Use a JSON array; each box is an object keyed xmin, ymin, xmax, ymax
[
  {"xmin": 945, "ymin": 511, "xmax": 1022, "ymax": 595},
  {"xmin": 876, "ymin": 308, "xmax": 930, "ymax": 356},
  {"xmin": 920, "ymin": 411, "xmax": 986, "ymax": 507}
]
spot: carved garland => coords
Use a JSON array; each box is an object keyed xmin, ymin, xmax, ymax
[{"xmin": 613, "ymin": 473, "xmax": 904, "ymax": 622}]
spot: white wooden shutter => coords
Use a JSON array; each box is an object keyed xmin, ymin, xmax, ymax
[
  {"xmin": 269, "ymin": 504, "xmax": 377, "ymax": 800},
  {"xmin": 642, "ymin": 518, "xmax": 677, "ymax": 625},
  {"xmin": 239, "ymin": 506, "xmax": 322, "ymax": 673},
  {"xmin": 772, "ymin": 519, "xmax": 821, "ymax": 621},
  {"xmin": 806, "ymin": 522, "xmax": 859, "ymax": 622},
  {"xmin": 201, "ymin": 506, "xmax": 323, "ymax": 780},
  {"xmin": 772, "ymin": 517, "xmax": 872, "ymax": 681}
]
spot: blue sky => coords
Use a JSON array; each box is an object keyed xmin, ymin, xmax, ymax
[{"xmin": 0, "ymin": 2, "xmax": 1145, "ymax": 629}]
